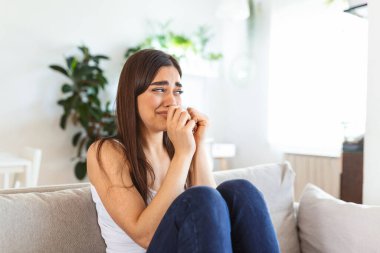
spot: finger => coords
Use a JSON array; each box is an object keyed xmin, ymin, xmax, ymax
[
  {"xmin": 167, "ymin": 106, "xmax": 177, "ymax": 121},
  {"xmin": 192, "ymin": 124, "xmax": 198, "ymax": 134},
  {"xmin": 167, "ymin": 106, "xmax": 180, "ymax": 123},
  {"xmin": 172, "ymin": 108, "xmax": 186, "ymax": 124},
  {"xmin": 187, "ymin": 107, "xmax": 196, "ymax": 118},
  {"xmin": 184, "ymin": 119, "xmax": 196, "ymax": 132},
  {"xmin": 187, "ymin": 107, "xmax": 206, "ymax": 124},
  {"xmin": 178, "ymin": 111, "xmax": 191, "ymax": 127},
  {"xmin": 187, "ymin": 108, "xmax": 200, "ymax": 124}
]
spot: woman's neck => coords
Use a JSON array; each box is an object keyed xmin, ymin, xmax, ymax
[{"xmin": 141, "ymin": 130, "xmax": 165, "ymax": 156}]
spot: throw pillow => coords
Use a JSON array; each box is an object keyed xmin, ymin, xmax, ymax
[
  {"xmin": 214, "ymin": 162, "xmax": 300, "ymax": 253},
  {"xmin": 298, "ymin": 183, "xmax": 380, "ymax": 253}
]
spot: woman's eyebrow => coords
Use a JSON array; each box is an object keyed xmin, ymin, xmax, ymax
[{"xmin": 150, "ymin": 81, "xmax": 182, "ymax": 87}]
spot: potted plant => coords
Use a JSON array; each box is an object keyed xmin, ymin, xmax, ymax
[{"xmin": 49, "ymin": 46, "xmax": 116, "ymax": 179}]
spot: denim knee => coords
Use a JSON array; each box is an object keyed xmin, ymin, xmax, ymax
[
  {"xmin": 182, "ymin": 186, "xmax": 226, "ymax": 209},
  {"xmin": 171, "ymin": 187, "xmax": 232, "ymax": 253},
  {"xmin": 217, "ymin": 179, "xmax": 264, "ymax": 202},
  {"xmin": 176, "ymin": 186, "xmax": 229, "ymax": 217}
]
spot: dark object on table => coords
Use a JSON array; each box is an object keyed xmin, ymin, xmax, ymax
[{"xmin": 342, "ymin": 136, "xmax": 364, "ymax": 152}]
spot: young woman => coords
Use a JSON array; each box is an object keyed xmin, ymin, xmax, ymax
[{"xmin": 87, "ymin": 49, "xmax": 280, "ymax": 253}]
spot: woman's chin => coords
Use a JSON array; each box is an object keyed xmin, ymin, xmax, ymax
[{"xmin": 155, "ymin": 122, "xmax": 167, "ymax": 132}]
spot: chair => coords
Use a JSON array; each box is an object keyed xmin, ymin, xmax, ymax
[
  {"xmin": 1, "ymin": 165, "xmax": 25, "ymax": 189},
  {"xmin": 13, "ymin": 147, "xmax": 42, "ymax": 188}
]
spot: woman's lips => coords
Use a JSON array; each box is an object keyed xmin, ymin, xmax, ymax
[{"xmin": 157, "ymin": 112, "xmax": 168, "ymax": 118}]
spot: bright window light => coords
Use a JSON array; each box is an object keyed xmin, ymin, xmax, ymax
[{"xmin": 268, "ymin": 1, "xmax": 368, "ymax": 157}]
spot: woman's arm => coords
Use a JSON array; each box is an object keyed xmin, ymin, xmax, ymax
[
  {"xmin": 187, "ymin": 107, "xmax": 217, "ymax": 187},
  {"xmin": 190, "ymin": 143, "xmax": 217, "ymax": 187}
]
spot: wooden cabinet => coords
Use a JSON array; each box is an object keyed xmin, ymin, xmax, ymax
[{"xmin": 340, "ymin": 151, "xmax": 363, "ymax": 204}]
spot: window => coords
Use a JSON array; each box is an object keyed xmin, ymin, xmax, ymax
[{"xmin": 268, "ymin": 0, "xmax": 367, "ymax": 157}]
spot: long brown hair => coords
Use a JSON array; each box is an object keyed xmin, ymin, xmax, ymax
[{"xmin": 96, "ymin": 49, "xmax": 191, "ymax": 205}]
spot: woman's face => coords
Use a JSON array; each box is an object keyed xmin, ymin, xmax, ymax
[{"xmin": 137, "ymin": 66, "xmax": 183, "ymax": 133}]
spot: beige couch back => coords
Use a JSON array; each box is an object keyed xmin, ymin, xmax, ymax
[
  {"xmin": 0, "ymin": 163, "xmax": 300, "ymax": 253},
  {"xmin": 0, "ymin": 184, "xmax": 106, "ymax": 253}
]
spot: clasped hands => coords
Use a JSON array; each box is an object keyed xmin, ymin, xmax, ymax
[{"xmin": 166, "ymin": 106, "xmax": 208, "ymax": 155}]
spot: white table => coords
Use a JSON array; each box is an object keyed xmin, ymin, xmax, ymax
[{"xmin": 0, "ymin": 152, "xmax": 32, "ymax": 188}]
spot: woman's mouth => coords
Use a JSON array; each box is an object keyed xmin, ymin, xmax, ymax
[{"xmin": 156, "ymin": 112, "xmax": 168, "ymax": 118}]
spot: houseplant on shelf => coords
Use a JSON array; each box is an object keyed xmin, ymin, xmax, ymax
[
  {"xmin": 49, "ymin": 46, "xmax": 116, "ymax": 180},
  {"xmin": 125, "ymin": 22, "xmax": 223, "ymax": 62}
]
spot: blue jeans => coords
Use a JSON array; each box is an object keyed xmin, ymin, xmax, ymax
[{"xmin": 146, "ymin": 179, "xmax": 280, "ymax": 253}]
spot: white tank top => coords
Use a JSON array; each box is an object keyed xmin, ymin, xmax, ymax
[{"xmin": 90, "ymin": 184, "xmax": 157, "ymax": 253}]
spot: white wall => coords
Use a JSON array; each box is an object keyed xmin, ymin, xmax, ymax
[
  {"xmin": 364, "ymin": 0, "xmax": 380, "ymax": 205},
  {"xmin": 0, "ymin": 0, "xmax": 281, "ymax": 185},
  {"xmin": 209, "ymin": 1, "xmax": 283, "ymax": 169}
]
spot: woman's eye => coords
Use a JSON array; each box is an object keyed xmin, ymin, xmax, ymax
[{"xmin": 152, "ymin": 88, "xmax": 183, "ymax": 95}]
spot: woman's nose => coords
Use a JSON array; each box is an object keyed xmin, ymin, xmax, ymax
[{"xmin": 164, "ymin": 93, "xmax": 178, "ymax": 107}]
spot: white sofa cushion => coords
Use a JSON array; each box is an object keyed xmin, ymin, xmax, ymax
[
  {"xmin": 298, "ymin": 184, "xmax": 380, "ymax": 253},
  {"xmin": 213, "ymin": 162, "xmax": 300, "ymax": 253}
]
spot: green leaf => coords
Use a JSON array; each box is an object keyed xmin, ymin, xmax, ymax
[
  {"xmin": 92, "ymin": 66, "xmax": 103, "ymax": 73},
  {"xmin": 49, "ymin": 65, "xmax": 69, "ymax": 77},
  {"xmin": 88, "ymin": 95, "xmax": 101, "ymax": 107},
  {"xmin": 66, "ymin": 57, "xmax": 75, "ymax": 70},
  {"xmin": 78, "ymin": 46, "xmax": 89, "ymax": 56},
  {"xmin": 73, "ymin": 65, "xmax": 94, "ymax": 79},
  {"xmin": 125, "ymin": 46, "xmax": 142, "ymax": 59},
  {"xmin": 70, "ymin": 95, "xmax": 80, "ymax": 111},
  {"xmin": 144, "ymin": 37, "xmax": 153, "ymax": 47},
  {"xmin": 170, "ymin": 35, "xmax": 192, "ymax": 47},
  {"xmin": 105, "ymin": 101, "xmax": 111, "ymax": 111},
  {"xmin": 60, "ymin": 114, "xmax": 68, "ymax": 129},
  {"xmin": 93, "ymin": 55, "xmax": 109, "ymax": 60},
  {"xmin": 207, "ymin": 53, "xmax": 223, "ymax": 61},
  {"xmin": 99, "ymin": 76, "xmax": 108, "ymax": 87},
  {"xmin": 72, "ymin": 132, "xmax": 82, "ymax": 146},
  {"xmin": 77, "ymin": 104, "xmax": 90, "ymax": 128},
  {"xmin": 61, "ymin": 84, "xmax": 72, "ymax": 93},
  {"xmin": 157, "ymin": 35, "xmax": 167, "ymax": 48},
  {"xmin": 77, "ymin": 79, "xmax": 98, "ymax": 87},
  {"xmin": 74, "ymin": 161, "xmax": 87, "ymax": 180},
  {"xmin": 60, "ymin": 95, "xmax": 75, "ymax": 114},
  {"xmin": 80, "ymin": 118, "xmax": 89, "ymax": 129},
  {"xmin": 89, "ymin": 107, "xmax": 102, "ymax": 121},
  {"xmin": 70, "ymin": 58, "xmax": 78, "ymax": 72},
  {"xmin": 57, "ymin": 99, "xmax": 65, "ymax": 106},
  {"xmin": 78, "ymin": 103, "xmax": 89, "ymax": 115}
]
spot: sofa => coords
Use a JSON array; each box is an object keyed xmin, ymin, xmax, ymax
[{"xmin": 1, "ymin": 162, "xmax": 379, "ymax": 253}]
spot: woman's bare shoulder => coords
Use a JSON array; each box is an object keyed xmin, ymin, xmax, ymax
[
  {"xmin": 87, "ymin": 139, "xmax": 129, "ymax": 182},
  {"xmin": 88, "ymin": 138, "xmax": 125, "ymax": 156}
]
